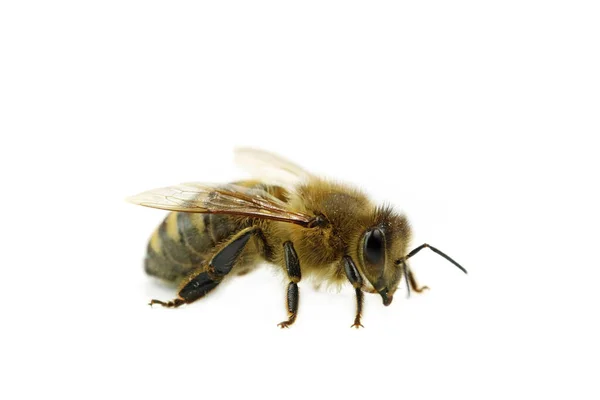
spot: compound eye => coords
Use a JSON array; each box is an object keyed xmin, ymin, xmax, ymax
[{"xmin": 364, "ymin": 228, "xmax": 385, "ymax": 266}]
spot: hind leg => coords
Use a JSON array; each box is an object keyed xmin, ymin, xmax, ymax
[
  {"xmin": 149, "ymin": 270, "xmax": 221, "ymax": 307},
  {"xmin": 149, "ymin": 298, "xmax": 186, "ymax": 308},
  {"xmin": 150, "ymin": 227, "xmax": 258, "ymax": 307}
]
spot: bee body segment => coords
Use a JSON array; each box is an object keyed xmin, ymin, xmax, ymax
[
  {"xmin": 144, "ymin": 182, "xmax": 288, "ymax": 285},
  {"xmin": 144, "ymin": 211, "xmax": 244, "ymax": 284},
  {"xmin": 133, "ymin": 150, "xmax": 467, "ymax": 327}
]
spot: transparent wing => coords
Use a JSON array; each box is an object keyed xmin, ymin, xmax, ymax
[
  {"xmin": 234, "ymin": 147, "xmax": 314, "ymax": 185},
  {"xmin": 127, "ymin": 183, "xmax": 313, "ymax": 226}
]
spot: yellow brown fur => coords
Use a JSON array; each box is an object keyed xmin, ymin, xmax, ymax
[
  {"xmin": 131, "ymin": 148, "xmax": 465, "ymax": 327},
  {"xmin": 144, "ymin": 178, "xmax": 412, "ymax": 305}
]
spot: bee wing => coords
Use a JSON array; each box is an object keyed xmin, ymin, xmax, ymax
[
  {"xmin": 234, "ymin": 147, "xmax": 314, "ymax": 185},
  {"xmin": 127, "ymin": 183, "xmax": 313, "ymax": 226}
]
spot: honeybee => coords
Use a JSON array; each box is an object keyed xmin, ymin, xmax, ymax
[{"xmin": 128, "ymin": 148, "xmax": 466, "ymax": 328}]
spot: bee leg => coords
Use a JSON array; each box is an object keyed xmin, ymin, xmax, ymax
[
  {"xmin": 149, "ymin": 298, "xmax": 186, "ymax": 308},
  {"xmin": 150, "ymin": 227, "xmax": 258, "ymax": 308},
  {"xmin": 343, "ymin": 256, "xmax": 364, "ymax": 328},
  {"xmin": 408, "ymin": 269, "xmax": 430, "ymax": 293},
  {"xmin": 148, "ymin": 273, "xmax": 216, "ymax": 308},
  {"xmin": 277, "ymin": 241, "xmax": 301, "ymax": 328}
]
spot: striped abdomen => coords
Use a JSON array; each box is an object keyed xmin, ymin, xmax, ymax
[{"xmin": 144, "ymin": 212, "xmax": 245, "ymax": 284}]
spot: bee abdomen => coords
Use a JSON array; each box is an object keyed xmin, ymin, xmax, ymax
[
  {"xmin": 144, "ymin": 246, "xmax": 193, "ymax": 283},
  {"xmin": 144, "ymin": 212, "xmax": 243, "ymax": 284},
  {"xmin": 144, "ymin": 212, "xmax": 207, "ymax": 284},
  {"xmin": 177, "ymin": 213, "xmax": 214, "ymax": 256}
]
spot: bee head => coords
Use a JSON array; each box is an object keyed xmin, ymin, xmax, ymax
[
  {"xmin": 358, "ymin": 207, "xmax": 411, "ymax": 306},
  {"xmin": 357, "ymin": 206, "xmax": 468, "ymax": 306}
]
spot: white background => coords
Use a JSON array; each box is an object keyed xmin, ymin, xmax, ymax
[{"xmin": 1, "ymin": 1, "xmax": 599, "ymax": 399}]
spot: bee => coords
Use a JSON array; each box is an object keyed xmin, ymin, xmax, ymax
[{"xmin": 128, "ymin": 148, "xmax": 467, "ymax": 328}]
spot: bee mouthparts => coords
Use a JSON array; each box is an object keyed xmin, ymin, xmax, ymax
[{"xmin": 380, "ymin": 290, "xmax": 393, "ymax": 306}]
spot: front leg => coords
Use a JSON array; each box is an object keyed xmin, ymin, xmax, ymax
[
  {"xmin": 343, "ymin": 256, "xmax": 364, "ymax": 329},
  {"xmin": 408, "ymin": 269, "xmax": 430, "ymax": 293},
  {"xmin": 278, "ymin": 241, "xmax": 301, "ymax": 328}
]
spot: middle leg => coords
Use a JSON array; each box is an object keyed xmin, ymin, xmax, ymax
[{"xmin": 277, "ymin": 241, "xmax": 301, "ymax": 328}]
